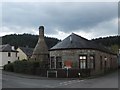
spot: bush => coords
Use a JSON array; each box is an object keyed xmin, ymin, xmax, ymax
[
  {"xmin": 4, "ymin": 63, "xmax": 14, "ymax": 72},
  {"xmin": 13, "ymin": 60, "xmax": 40, "ymax": 74},
  {"xmin": 4, "ymin": 60, "xmax": 47, "ymax": 75}
]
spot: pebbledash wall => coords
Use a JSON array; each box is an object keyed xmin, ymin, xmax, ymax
[
  {"xmin": 17, "ymin": 48, "xmax": 28, "ymax": 60},
  {"xmin": 50, "ymin": 49, "xmax": 117, "ymax": 76},
  {"xmin": 0, "ymin": 44, "xmax": 18, "ymax": 69},
  {"xmin": 0, "ymin": 51, "xmax": 18, "ymax": 69}
]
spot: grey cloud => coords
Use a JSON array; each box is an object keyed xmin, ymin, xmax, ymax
[{"xmin": 2, "ymin": 2, "xmax": 118, "ymax": 35}]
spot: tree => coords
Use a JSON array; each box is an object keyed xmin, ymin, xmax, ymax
[
  {"xmin": 110, "ymin": 44, "xmax": 119, "ymax": 54},
  {"xmin": 2, "ymin": 33, "xmax": 60, "ymax": 49}
]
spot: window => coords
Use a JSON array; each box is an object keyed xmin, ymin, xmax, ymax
[
  {"xmin": 18, "ymin": 57, "xmax": 19, "ymax": 60},
  {"xmin": 100, "ymin": 56, "xmax": 102, "ymax": 70},
  {"xmin": 110, "ymin": 58, "xmax": 112, "ymax": 68},
  {"xmin": 8, "ymin": 61, "xmax": 11, "ymax": 64},
  {"xmin": 16, "ymin": 52, "xmax": 17, "ymax": 57},
  {"xmin": 56, "ymin": 57, "xmax": 62, "ymax": 68},
  {"xmin": 8, "ymin": 52, "xmax": 11, "ymax": 57},
  {"xmin": 80, "ymin": 60, "xmax": 86, "ymax": 69},
  {"xmin": 90, "ymin": 56, "xmax": 95, "ymax": 69},
  {"xmin": 104, "ymin": 56, "xmax": 107, "ymax": 69},
  {"xmin": 79, "ymin": 55, "xmax": 87, "ymax": 69},
  {"xmin": 50, "ymin": 57, "xmax": 55, "ymax": 69}
]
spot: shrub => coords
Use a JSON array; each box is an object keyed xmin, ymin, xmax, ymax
[
  {"xmin": 4, "ymin": 60, "xmax": 49, "ymax": 76},
  {"xmin": 12, "ymin": 60, "xmax": 40, "ymax": 74},
  {"xmin": 4, "ymin": 63, "xmax": 14, "ymax": 72}
]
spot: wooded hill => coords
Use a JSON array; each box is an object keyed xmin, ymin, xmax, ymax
[
  {"xmin": 1, "ymin": 34, "xmax": 120, "ymax": 53},
  {"xmin": 92, "ymin": 36, "xmax": 119, "ymax": 47},
  {"xmin": 2, "ymin": 34, "xmax": 60, "ymax": 49},
  {"xmin": 92, "ymin": 36, "xmax": 119, "ymax": 53}
]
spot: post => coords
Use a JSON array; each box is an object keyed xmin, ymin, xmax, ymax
[
  {"xmin": 47, "ymin": 71, "xmax": 48, "ymax": 78},
  {"xmin": 78, "ymin": 72, "xmax": 81, "ymax": 79},
  {"xmin": 56, "ymin": 71, "xmax": 57, "ymax": 78},
  {"xmin": 66, "ymin": 67, "xmax": 69, "ymax": 78}
]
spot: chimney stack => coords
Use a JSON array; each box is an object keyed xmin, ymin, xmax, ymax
[
  {"xmin": 39, "ymin": 26, "xmax": 44, "ymax": 37},
  {"xmin": 31, "ymin": 26, "xmax": 49, "ymax": 63},
  {"xmin": 11, "ymin": 46, "xmax": 15, "ymax": 50}
]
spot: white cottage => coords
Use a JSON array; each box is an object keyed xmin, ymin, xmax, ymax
[
  {"xmin": 17, "ymin": 47, "xmax": 33, "ymax": 60},
  {"xmin": 0, "ymin": 44, "xmax": 18, "ymax": 69}
]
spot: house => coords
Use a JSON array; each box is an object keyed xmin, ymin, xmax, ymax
[
  {"xmin": 48, "ymin": 33, "xmax": 118, "ymax": 78},
  {"xmin": 17, "ymin": 47, "xmax": 33, "ymax": 60},
  {"xmin": 0, "ymin": 44, "xmax": 18, "ymax": 69}
]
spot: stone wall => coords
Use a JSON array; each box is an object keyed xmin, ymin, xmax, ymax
[
  {"xmin": 50, "ymin": 49, "xmax": 117, "ymax": 76},
  {"xmin": 50, "ymin": 49, "xmax": 95, "ymax": 68}
]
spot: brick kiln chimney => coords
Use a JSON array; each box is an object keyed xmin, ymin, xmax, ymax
[{"xmin": 31, "ymin": 26, "xmax": 49, "ymax": 63}]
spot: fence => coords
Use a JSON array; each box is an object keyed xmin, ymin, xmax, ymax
[{"xmin": 47, "ymin": 68, "xmax": 91, "ymax": 78}]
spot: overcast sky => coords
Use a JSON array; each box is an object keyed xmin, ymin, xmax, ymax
[{"xmin": 1, "ymin": 2, "xmax": 118, "ymax": 40}]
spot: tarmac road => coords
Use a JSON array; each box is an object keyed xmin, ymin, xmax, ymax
[{"xmin": 1, "ymin": 70, "xmax": 119, "ymax": 88}]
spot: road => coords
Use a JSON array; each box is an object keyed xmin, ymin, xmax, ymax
[
  {"xmin": 0, "ymin": 70, "xmax": 2, "ymax": 90},
  {"xmin": 1, "ymin": 70, "xmax": 119, "ymax": 88}
]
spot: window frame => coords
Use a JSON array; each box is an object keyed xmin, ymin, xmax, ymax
[
  {"xmin": 89, "ymin": 55, "xmax": 95, "ymax": 69},
  {"xmin": 79, "ymin": 55, "xmax": 87, "ymax": 69},
  {"xmin": 16, "ymin": 52, "xmax": 17, "ymax": 57},
  {"xmin": 8, "ymin": 52, "xmax": 11, "ymax": 57},
  {"xmin": 8, "ymin": 61, "xmax": 11, "ymax": 64},
  {"xmin": 50, "ymin": 57, "xmax": 55, "ymax": 69},
  {"xmin": 56, "ymin": 56, "xmax": 62, "ymax": 69},
  {"xmin": 100, "ymin": 56, "xmax": 103, "ymax": 70}
]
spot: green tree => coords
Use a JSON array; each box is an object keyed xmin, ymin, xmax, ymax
[{"xmin": 110, "ymin": 44, "xmax": 119, "ymax": 54}]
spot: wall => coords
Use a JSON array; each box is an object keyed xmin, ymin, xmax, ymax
[
  {"xmin": 91, "ymin": 50, "xmax": 117, "ymax": 75},
  {"xmin": 17, "ymin": 48, "xmax": 28, "ymax": 60},
  {"xmin": 0, "ymin": 52, "xmax": 2, "ymax": 69},
  {"xmin": 50, "ymin": 49, "xmax": 117, "ymax": 75},
  {"xmin": 0, "ymin": 51, "xmax": 18, "ymax": 69},
  {"xmin": 50, "ymin": 49, "xmax": 96, "ymax": 69}
]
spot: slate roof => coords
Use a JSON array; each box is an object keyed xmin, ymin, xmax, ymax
[
  {"xmin": 0, "ymin": 44, "xmax": 17, "ymax": 52},
  {"xmin": 50, "ymin": 33, "xmax": 114, "ymax": 54},
  {"xmin": 19, "ymin": 47, "xmax": 33, "ymax": 57}
]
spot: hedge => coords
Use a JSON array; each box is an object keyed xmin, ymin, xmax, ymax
[
  {"xmin": 4, "ymin": 63, "xmax": 14, "ymax": 72},
  {"xmin": 4, "ymin": 60, "xmax": 91, "ymax": 78},
  {"xmin": 3, "ymin": 60, "xmax": 48, "ymax": 76}
]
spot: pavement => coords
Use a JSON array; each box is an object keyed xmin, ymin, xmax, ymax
[{"xmin": 1, "ymin": 70, "xmax": 119, "ymax": 88}]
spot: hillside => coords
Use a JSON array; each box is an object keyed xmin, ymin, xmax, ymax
[
  {"xmin": 92, "ymin": 36, "xmax": 119, "ymax": 47},
  {"xmin": 1, "ymin": 34, "xmax": 119, "ymax": 53},
  {"xmin": 92, "ymin": 36, "xmax": 119, "ymax": 53},
  {"xmin": 2, "ymin": 34, "xmax": 60, "ymax": 49}
]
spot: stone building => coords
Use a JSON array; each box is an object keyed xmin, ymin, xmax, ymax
[
  {"xmin": 31, "ymin": 26, "xmax": 49, "ymax": 64},
  {"xmin": 49, "ymin": 33, "xmax": 117, "ymax": 77}
]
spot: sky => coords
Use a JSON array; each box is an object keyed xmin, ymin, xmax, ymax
[{"xmin": 1, "ymin": 1, "xmax": 119, "ymax": 40}]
